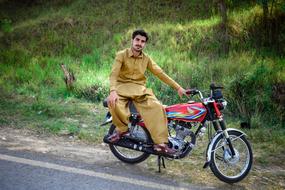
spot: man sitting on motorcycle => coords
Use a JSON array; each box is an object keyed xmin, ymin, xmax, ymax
[{"xmin": 107, "ymin": 29, "xmax": 186, "ymax": 155}]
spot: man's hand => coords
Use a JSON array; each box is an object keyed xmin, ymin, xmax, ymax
[
  {"xmin": 177, "ymin": 87, "xmax": 187, "ymax": 98},
  {"xmin": 108, "ymin": 90, "xmax": 119, "ymax": 108}
]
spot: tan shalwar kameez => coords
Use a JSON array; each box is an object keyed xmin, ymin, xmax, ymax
[{"xmin": 109, "ymin": 48, "xmax": 181, "ymax": 144}]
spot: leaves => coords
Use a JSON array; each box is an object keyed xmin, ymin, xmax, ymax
[{"xmin": 0, "ymin": 19, "xmax": 12, "ymax": 33}]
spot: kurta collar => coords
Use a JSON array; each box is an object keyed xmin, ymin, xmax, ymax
[{"xmin": 128, "ymin": 48, "xmax": 143, "ymax": 58}]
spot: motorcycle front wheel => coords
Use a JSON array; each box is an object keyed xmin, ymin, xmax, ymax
[
  {"xmin": 210, "ymin": 130, "xmax": 253, "ymax": 183},
  {"xmin": 108, "ymin": 124, "xmax": 151, "ymax": 164}
]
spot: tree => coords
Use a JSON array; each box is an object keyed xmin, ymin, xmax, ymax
[{"xmin": 216, "ymin": 0, "xmax": 230, "ymax": 55}]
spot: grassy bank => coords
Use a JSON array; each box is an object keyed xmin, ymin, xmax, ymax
[
  {"xmin": 1, "ymin": 1, "xmax": 284, "ymax": 128},
  {"xmin": 0, "ymin": 88, "xmax": 107, "ymax": 142}
]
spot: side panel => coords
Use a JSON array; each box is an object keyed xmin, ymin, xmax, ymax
[{"xmin": 165, "ymin": 103, "xmax": 207, "ymax": 122}]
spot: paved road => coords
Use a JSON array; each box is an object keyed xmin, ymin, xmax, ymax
[{"xmin": 0, "ymin": 148, "xmax": 215, "ymax": 190}]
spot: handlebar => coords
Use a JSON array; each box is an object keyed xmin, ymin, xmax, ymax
[
  {"xmin": 185, "ymin": 89, "xmax": 199, "ymax": 95},
  {"xmin": 185, "ymin": 89, "xmax": 204, "ymax": 99},
  {"xmin": 185, "ymin": 84, "xmax": 224, "ymax": 101}
]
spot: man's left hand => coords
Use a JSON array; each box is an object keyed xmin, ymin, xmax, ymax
[{"xmin": 178, "ymin": 87, "xmax": 187, "ymax": 98}]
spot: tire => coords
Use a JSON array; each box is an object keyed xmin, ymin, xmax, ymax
[
  {"xmin": 108, "ymin": 124, "xmax": 151, "ymax": 164},
  {"xmin": 210, "ymin": 130, "xmax": 253, "ymax": 183}
]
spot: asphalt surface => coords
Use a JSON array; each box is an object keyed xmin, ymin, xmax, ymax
[{"xmin": 0, "ymin": 148, "xmax": 216, "ymax": 190}]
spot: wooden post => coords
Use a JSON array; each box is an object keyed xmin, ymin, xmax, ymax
[{"xmin": 60, "ymin": 64, "xmax": 75, "ymax": 90}]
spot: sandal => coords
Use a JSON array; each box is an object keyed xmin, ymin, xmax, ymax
[
  {"xmin": 153, "ymin": 144, "xmax": 176, "ymax": 155},
  {"xmin": 108, "ymin": 130, "xmax": 129, "ymax": 143}
]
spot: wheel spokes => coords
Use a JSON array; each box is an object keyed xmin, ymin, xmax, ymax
[{"xmin": 214, "ymin": 135, "xmax": 250, "ymax": 178}]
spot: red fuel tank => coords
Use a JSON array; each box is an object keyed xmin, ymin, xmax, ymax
[{"xmin": 165, "ymin": 102, "xmax": 207, "ymax": 122}]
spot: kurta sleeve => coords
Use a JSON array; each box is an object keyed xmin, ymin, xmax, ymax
[
  {"xmin": 147, "ymin": 57, "xmax": 181, "ymax": 90},
  {"xmin": 109, "ymin": 53, "xmax": 123, "ymax": 91}
]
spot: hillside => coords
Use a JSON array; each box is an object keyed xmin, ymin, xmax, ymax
[{"xmin": 1, "ymin": 0, "xmax": 284, "ymax": 127}]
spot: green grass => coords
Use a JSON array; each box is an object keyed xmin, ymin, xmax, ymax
[{"xmin": 0, "ymin": 90, "xmax": 108, "ymax": 142}]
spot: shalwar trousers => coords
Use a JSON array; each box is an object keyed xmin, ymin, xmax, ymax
[{"xmin": 108, "ymin": 89, "xmax": 168, "ymax": 144}]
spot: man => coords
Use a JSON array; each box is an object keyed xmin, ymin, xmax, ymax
[{"xmin": 107, "ymin": 29, "xmax": 186, "ymax": 155}]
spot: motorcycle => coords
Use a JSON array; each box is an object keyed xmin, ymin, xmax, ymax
[{"xmin": 101, "ymin": 84, "xmax": 253, "ymax": 183}]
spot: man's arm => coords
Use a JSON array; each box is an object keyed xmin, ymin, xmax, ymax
[
  {"xmin": 110, "ymin": 53, "xmax": 123, "ymax": 92},
  {"xmin": 147, "ymin": 57, "xmax": 186, "ymax": 97},
  {"xmin": 108, "ymin": 53, "xmax": 123, "ymax": 107}
]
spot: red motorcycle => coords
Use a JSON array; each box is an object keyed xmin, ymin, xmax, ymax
[{"xmin": 101, "ymin": 84, "xmax": 253, "ymax": 183}]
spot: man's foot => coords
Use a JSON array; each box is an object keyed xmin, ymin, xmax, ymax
[
  {"xmin": 107, "ymin": 130, "xmax": 129, "ymax": 143},
  {"xmin": 153, "ymin": 144, "xmax": 176, "ymax": 155}
]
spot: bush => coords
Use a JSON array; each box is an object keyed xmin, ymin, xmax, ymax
[
  {"xmin": 74, "ymin": 84, "xmax": 108, "ymax": 102},
  {"xmin": 226, "ymin": 58, "xmax": 282, "ymax": 126}
]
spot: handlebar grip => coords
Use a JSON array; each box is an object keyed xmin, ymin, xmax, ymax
[{"xmin": 185, "ymin": 89, "xmax": 199, "ymax": 95}]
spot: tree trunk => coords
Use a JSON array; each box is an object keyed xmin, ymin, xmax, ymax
[
  {"xmin": 218, "ymin": 0, "xmax": 230, "ymax": 55},
  {"xmin": 128, "ymin": 0, "xmax": 133, "ymax": 25},
  {"xmin": 262, "ymin": 0, "xmax": 269, "ymax": 47}
]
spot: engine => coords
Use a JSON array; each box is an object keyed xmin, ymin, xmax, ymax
[{"xmin": 168, "ymin": 121, "xmax": 195, "ymax": 151}]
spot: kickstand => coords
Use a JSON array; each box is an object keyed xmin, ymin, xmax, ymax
[{"xmin": 157, "ymin": 155, "xmax": 166, "ymax": 173}]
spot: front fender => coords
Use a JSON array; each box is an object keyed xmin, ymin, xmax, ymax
[{"xmin": 205, "ymin": 128, "xmax": 247, "ymax": 164}]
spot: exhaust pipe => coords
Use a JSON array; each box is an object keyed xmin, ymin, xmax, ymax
[{"xmin": 103, "ymin": 135, "xmax": 196, "ymax": 159}]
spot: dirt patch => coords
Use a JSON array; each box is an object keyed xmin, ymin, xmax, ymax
[
  {"xmin": 0, "ymin": 125, "xmax": 159, "ymax": 180},
  {"xmin": 0, "ymin": 126, "xmax": 114, "ymax": 164}
]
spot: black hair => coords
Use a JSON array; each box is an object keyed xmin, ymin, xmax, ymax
[{"xmin": 132, "ymin": 29, "xmax": 149, "ymax": 42}]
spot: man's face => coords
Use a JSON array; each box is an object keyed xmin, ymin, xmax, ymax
[{"xmin": 131, "ymin": 35, "xmax": 147, "ymax": 52}]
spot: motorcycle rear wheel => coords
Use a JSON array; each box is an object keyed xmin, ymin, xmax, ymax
[
  {"xmin": 210, "ymin": 130, "xmax": 253, "ymax": 183},
  {"xmin": 108, "ymin": 124, "xmax": 151, "ymax": 164}
]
